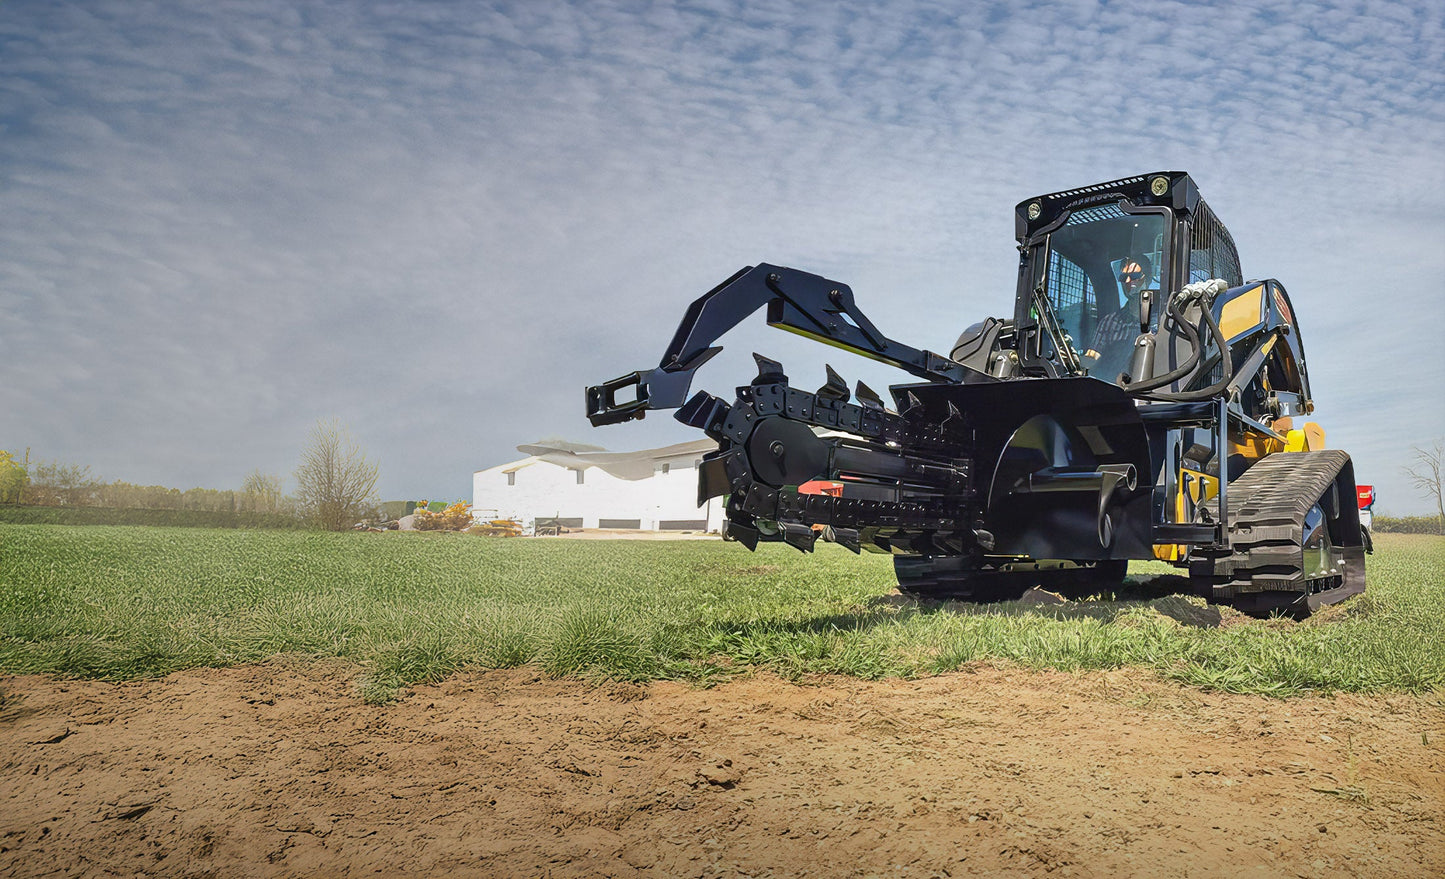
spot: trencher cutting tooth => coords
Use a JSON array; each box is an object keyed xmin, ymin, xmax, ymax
[
  {"xmin": 781, "ymin": 522, "xmax": 819, "ymax": 553},
  {"xmin": 817, "ymin": 364, "xmax": 850, "ymax": 402},
  {"xmin": 855, "ymin": 380, "xmax": 885, "ymax": 410},
  {"xmin": 899, "ymin": 390, "xmax": 924, "ymax": 419},
  {"xmin": 751, "ymin": 353, "xmax": 788, "ymax": 386},
  {"xmin": 824, "ymin": 526, "xmax": 862, "ymax": 554},
  {"xmin": 941, "ymin": 401, "xmax": 963, "ymax": 431},
  {"xmin": 724, "ymin": 520, "xmax": 761, "ymax": 551}
]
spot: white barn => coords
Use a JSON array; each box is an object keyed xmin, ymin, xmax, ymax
[{"xmin": 472, "ymin": 439, "xmax": 725, "ymax": 533}]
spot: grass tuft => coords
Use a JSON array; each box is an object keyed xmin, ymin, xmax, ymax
[{"xmin": 543, "ymin": 609, "xmax": 655, "ymax": 680}]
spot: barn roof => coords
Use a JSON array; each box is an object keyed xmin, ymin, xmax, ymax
[{"xmin": 479, "ymin": 438, "xmax": 718, "ymax": 481}]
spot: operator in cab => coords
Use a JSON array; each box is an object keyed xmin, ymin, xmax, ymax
[{"xmin": 1083, "ymin": 253, "xmax": 1153, "ymax": 381}]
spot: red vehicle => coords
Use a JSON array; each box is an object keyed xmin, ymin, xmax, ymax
[{"xmin": 1357, "ymin": 485, "xmax": 1375, "ymax": 551}]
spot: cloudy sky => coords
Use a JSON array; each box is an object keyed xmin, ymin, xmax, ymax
[{"xmin": 3, "ymin": 0, "xmax": 1442, "ymax": 512}]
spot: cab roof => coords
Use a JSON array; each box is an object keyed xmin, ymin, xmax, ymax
[{"xmin": 1014, "ymin": 171, "xmax": 1203, "ymax": 241}]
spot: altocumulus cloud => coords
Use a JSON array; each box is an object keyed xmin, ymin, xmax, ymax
[{"xmin": 1, "ymin": 0, "xmax": 1441, "ymax": 511}]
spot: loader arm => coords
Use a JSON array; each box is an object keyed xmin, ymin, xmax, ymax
[{"xmin": 586, "ymin": 264, "xmax": 975, "ymax": 426}]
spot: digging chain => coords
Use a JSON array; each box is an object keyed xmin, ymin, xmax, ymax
[{"xmin": 677, "ymin": 369, "xmax": 977, "ymax": 551}]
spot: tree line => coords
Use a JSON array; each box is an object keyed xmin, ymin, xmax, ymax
[
  {"xmin": 1, "ymin": 419, "xmax": 380, "ymax": 531},
  {"xmin": 0, "ymin": 454, "xmax": 292, "ymax": 514}
]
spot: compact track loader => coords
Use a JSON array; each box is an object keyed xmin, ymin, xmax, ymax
[{"xmin": 586, "ymin": 172, "xmax": 1366, "ymax": 617}]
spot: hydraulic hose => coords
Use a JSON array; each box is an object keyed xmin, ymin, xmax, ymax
[
  {"xmin": 1148, "ymin": 300, "xmax": 1235, "ymax": 402},
  {"xmin": 1121, "ymin": 288, "xmax": 1206, "ymax": 395},
  {"xmin": 1123, "ymin": 279, "xmax": 1236, "ymax": 401}
]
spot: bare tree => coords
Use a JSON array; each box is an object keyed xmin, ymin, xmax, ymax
[
  {"xmin": 240, "ymin": 469, "xmax": 285, "ymax": 514},
  {"xmin": 294, "ymin": 419, "xmax": 379, "ymax": 531},
  {"xmin": 22, "ymin": 460, "xmax": 98, "ymax": 506},
  {"xmin": 1404, "ymin": 438, "xmax": 1445, "ymax": 527}
]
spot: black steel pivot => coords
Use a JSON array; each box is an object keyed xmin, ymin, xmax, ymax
[{"xmin": 585, "ymin": 264, "xmax": 976, "ymax": 426}]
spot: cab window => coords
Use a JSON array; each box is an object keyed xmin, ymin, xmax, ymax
[{"xmin": 1036, "ymin": 204, "xmax": 1167, "ymax": 377}]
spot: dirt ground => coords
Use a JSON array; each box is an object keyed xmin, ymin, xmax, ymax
[{"xmin": 1, "ymin": 661, "xmax": 1441, "ymax": 878}]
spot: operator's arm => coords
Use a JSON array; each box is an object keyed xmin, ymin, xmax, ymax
[{"xmin": 1082, "ymin": 313, "xmax": 1114, "ymax": 362}]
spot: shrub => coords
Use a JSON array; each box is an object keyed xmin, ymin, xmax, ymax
[
  {"xmin": 413, "ymin": 501, "xmax": 475, "ymax": 531},
  {"xmin": 1374, "ymin": 515, "xmax": 1445, "ymax": 535},
  {"xmin": 0, "ymin": 505, "xmax": 306, "ymax": 529},
  {"xmin": 0, "ymin": 451, "xmax": 26, "ymax": 504}
]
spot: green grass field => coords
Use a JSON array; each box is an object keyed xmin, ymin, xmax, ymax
[{"xmin": 2, "ymin": 525, "xmax": 1442, "ymax": 702}]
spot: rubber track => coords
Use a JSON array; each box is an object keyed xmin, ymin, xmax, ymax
[{"xmin": 1209, "ymin": 449, "xmax": 1351, "ymax": 596}]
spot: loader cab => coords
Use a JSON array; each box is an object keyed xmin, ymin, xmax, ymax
[
  {"xmin": 1029, "ymin": 205, "xmax": 1169, "ymax": 380},
  {"xmin": 1012, "ymin": 172, "xmax": 1243, "ymax": 384}
]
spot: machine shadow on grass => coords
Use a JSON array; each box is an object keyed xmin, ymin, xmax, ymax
[
  {"xmin": 867, "ymin": 573, "xmax": 1226, "ymax": 628},
  {"xmin": 703, "ymin": 574, "xmax": 1229, "ymax": 656}
]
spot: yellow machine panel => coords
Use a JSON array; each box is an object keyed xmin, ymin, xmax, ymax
[
  {"xmin": 1285, "ymin": 422, "xmax": 1326, "ymax": 452},
  {"xmin": 1219, "ymin": 284, "xmax": 1266, "ymax": 341}
]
